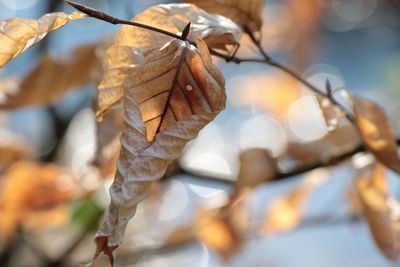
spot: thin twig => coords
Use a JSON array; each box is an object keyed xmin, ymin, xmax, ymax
[
  {"xmin": 66, "ymin": 1, "xmax": 188, "ymax": 41},
  {"xmin": 243, "ymin": 27, "xmax": 356, "ymax": 124}
]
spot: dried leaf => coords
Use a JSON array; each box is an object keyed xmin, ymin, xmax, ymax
[
  {"xmin": 97, "ymin": 3, "xmax": 240, "ymax": 117},
  {"xmin": 0, "ymin": 44, "xmax": 98, "ymax": 109},
  {"xmin": 286, "ymin": 126, "xmax": 360, "ymax": 163},
  {"xmin": 0, "ymin": 12, "xmax": 86, "ymax": 68},
  {"xmin": 353, "ymin": 97, "xmax": 400, "ymax": 174},
  {"xmin": 263, "ymin": 169, "xmax": 327, "ymax": 233},
  {"xmin": 195, "ymin": 209, "xmax": 241, "ymax": 260},
  {"xmin": 354, "ymin": 162, "xmax": 400, "ymax": 261},
  {"xmin": 0, "ymin": 161, "xmax": 78, "ymax": 241},
  {"xmin": 96, "ymin": 36, "xmax": 226, "ymax": 248},
  {"xmin": 185, "ymin": 0, "xmax": 264, "ymax": 33},
  {"xmin": 236, "ymin": 148, "xmax": 277, "ymax": 191}
]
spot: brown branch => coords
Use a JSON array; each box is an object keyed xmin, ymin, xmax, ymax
[
  {"xmin": 173, "ymin": 139, "xmax": 400, "ymax": 185},
  {"xmin": 116, "ymin": 212, "xmax": 361, "ymax": 266}
]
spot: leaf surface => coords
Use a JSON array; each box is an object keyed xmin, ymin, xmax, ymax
[
  {"xmin": 353, "ymin": 97, "xmax": 400, "ymax": 174},
  {"xmin": 0, "ymin": 12, "xmax": 85, "ymax": 68},
  {"xmin": 185, "ymin": 0, "xmax": 264, "ymax": 33},
  {"xmin": 354, "ymin": 162, "xmax": 400, "ymax": 261}
]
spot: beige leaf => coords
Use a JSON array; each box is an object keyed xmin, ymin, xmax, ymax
[
  {"xmin": 263, "ymin": 169, "xmax": 327, "ymax": 233},
  {"xmin": 0, "ymin": 12, "xmax": 86, "ymax": 68},
  {"xmin": 96, "ymin": 36, "xmax": 226, "ymax": 249},
  {"xmin": 236, "ymin": 148, "xmax": 277, "ymax": 191},
  {"xmin": 0, "ymin": 44, "xmax": 98, "ymax": 109},
  {"xmin": 97, "ymin": 3, "xmax": 240, "ymax": 117},
  {"xmin": 93, "ymin": 107, "xmax": 123, "ymax": 179},
  {"xmin": 354, "ymin": 162, "xmax": 400, "ymax": 261},
  {"xmin": 185, "ymin": 0, "xmax": 264, "ymax": 33},
  {"xmin": 353, "ymin": 97, "xmax": 400, "ymax": 174}
]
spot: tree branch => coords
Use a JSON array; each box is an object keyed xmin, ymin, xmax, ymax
[
  {"xmin": 66, "ymin": 1, "xmax": 188, "ymax": 41},
  {"xmin": 172, "ymin": 139, "xmax": 400, "ymax": 185}
]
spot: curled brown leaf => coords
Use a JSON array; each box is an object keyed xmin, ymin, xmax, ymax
[
  {"xmin": 353, "ymin": 97, "xmax": 400, "ymax": 174},
  {"xmin": 0, "ymin": 12, "xmax": 86, "ymax": 68},
  {"xmin": 354, "ymin": 162, "xmax": 400, "ymax": 261},
  {"xmin": 96, "ymin": 36, "xmax": 226, "ymax": 249}
]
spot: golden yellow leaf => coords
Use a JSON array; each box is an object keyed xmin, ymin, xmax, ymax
[
  {"xmin": 353, "ymin": 97, "xmax": 400, "ymax": 174},
  {"xmin": 97, "ymin": 3, "xmax": 241, "ymax": 117},
  {"xmin": 0, "ymin": 12, "xmax": 86, "ymax": 68},
  {"xmin": 96, "ymin": 36, "xmax": 226, "ymax": 249},
  {"xmin": 0, "ymin": 161, "xmax": 78, "ymax": 241},
  {"xmin": 354, "ymin": 162, "xmax": 400, "ymax": 261},
  {"xmin": 236, "ymin": 148, "xmax": 277, "ymax": 191},
  {"xmin": 0, "ymin": 44, "xmax": 98, "ymax": 109},
  {"xmin": 263, "ymin": 169, "xmax": 327, "ymax": 233},
  {"xmin": 195, "ymin": 209, "xmax": 241, "ymax": 260},
  {"xmin": 185, "ymin": 0, "xmax": 264, "ymax": 33}
]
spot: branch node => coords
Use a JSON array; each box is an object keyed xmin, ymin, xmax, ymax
[{"xmin": 181, "ymin": 22, "xmax": 191, "ymax": 41}]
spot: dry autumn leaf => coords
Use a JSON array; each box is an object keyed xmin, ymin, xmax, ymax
[
  {"xmin": 185, "ymin": 0, "xmax": 264, "ymax": 33},
  {"xmin": 0, "ymin": 44, "xmax": 98, "ymax": 109},
  {"xmin": 0, "ymin": 12, "xmax": 86, "ymax": 68},
  {"xmin": 263, "ymin": 169, "xmax": 327, "ymax": 233},
  {"xmin": 195, "ymin": 209, "xmax": 241, "ymax": 260},
  {"xmin": 96, "ymin": 36, "xmax": 226, "ymax": 257},
  {"xmin": 286, "ymin": 125, "xmax": 360, "ymax": 164},
  {"xmin": 0, "ymin": 161, "xmax": 78, "ymax": 242},
  {"xmin": 354, "ymin": 162, "xmax": 400, "ymax": 261},
  {"xmin": 236, "ymin": 148, "xmax": 277, "ymax": 191},
  {"xmin": 97, "ymin": 3, "xmax": 241, "ymax": 117},
  {"xmin": 353, "ymin": 97, "xmax": 400, "ymax": 174}
]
